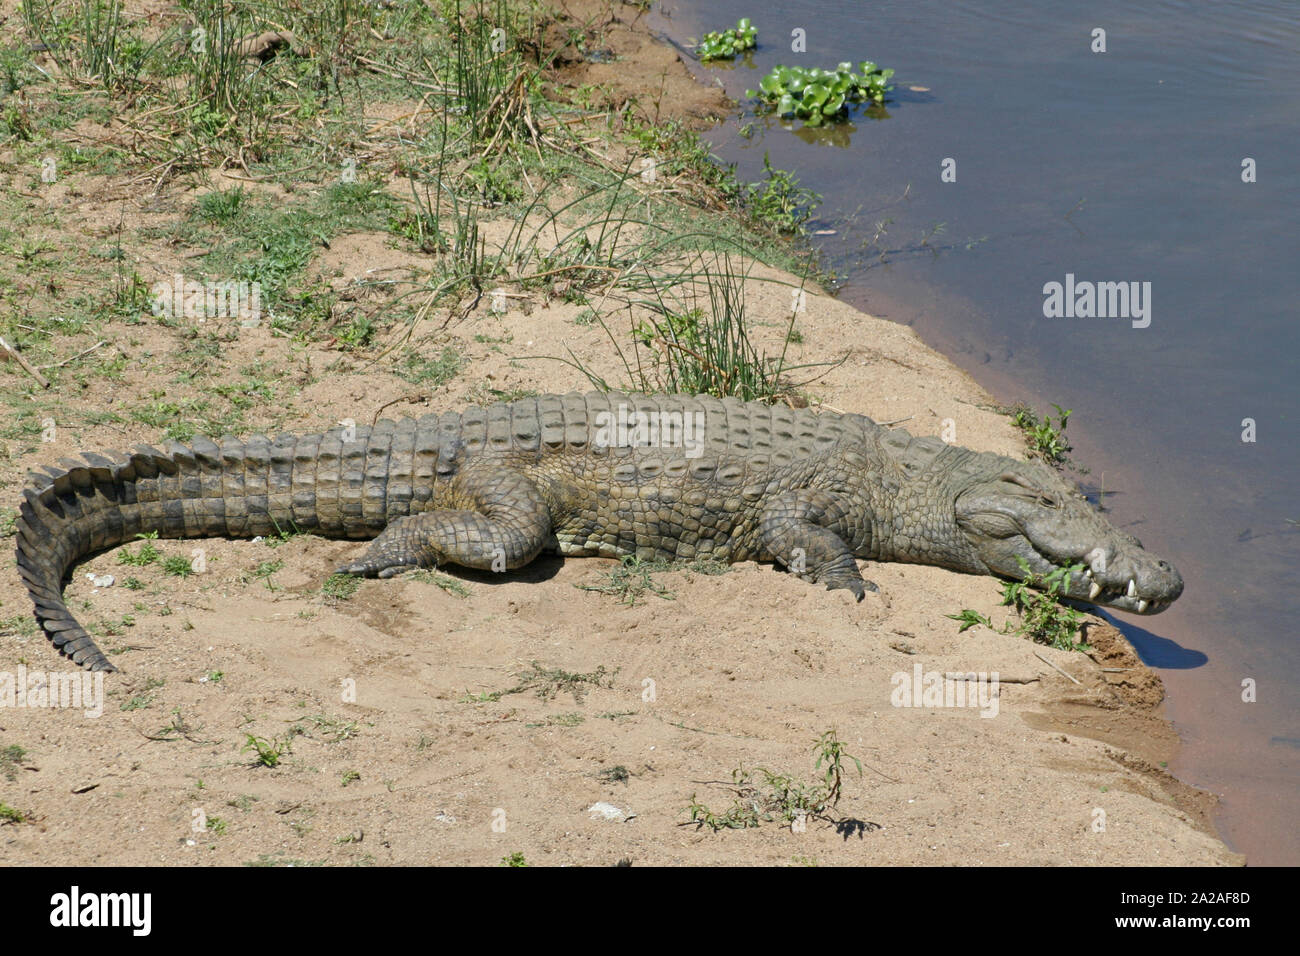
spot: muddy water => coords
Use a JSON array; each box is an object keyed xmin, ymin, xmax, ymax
[{"xmin": 653, "ymin": 0, "xmax": 1299, "ymax": 863}]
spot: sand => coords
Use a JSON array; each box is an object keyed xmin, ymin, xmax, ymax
[{"xmin": 0, "ymin": 0, "xmax": 1239, "ymax": 866}]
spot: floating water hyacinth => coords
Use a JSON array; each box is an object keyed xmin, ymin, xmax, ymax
[
  {"xmin": 747, "ymin": 61, "xmax": 895, "ymax": 127},
  {"xmin": 697, "ymin": 18, "xmax": 757, "ymax": 62}
]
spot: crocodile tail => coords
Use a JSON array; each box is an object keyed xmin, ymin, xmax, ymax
[
  {"xmin": 13, "ymin": 437, "xmax": 282, "ymax": 670},
  {"xmin": 14, "ymin": 449, "xmax": 158, "ymax": 672},
  {"xmin": 15, "ymin": 438, "xmax": 299, "ymax": 671},
  {"xmin": 12, "ymin": 442, "xmax": 250, "ymax": 671},
  {"xmin": 13, "ymin": 423, "xmax": 433, "ymax": 672}
]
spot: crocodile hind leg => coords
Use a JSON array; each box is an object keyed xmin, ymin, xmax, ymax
[
  {"xmin": 759, "ymin": 490, "xmax": 876, "ymax": 600},
  {"xmin": 336, "ymin": 465, "xmax": 551, "ymax": 578}
]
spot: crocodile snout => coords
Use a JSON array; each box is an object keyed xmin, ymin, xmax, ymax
[{"xmin": 1074, "ymin": 545, "xmax": 1183, "ymax": 614}]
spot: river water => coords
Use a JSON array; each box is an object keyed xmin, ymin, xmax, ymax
[{"xmin": 652, "ymin": 0, "xmax": 1299, "ymax": 864}]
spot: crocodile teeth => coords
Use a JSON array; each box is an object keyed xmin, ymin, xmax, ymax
[
  {"xmin": 1137, "ymin": 599, "xmax": 1150, "ymax": 613},
  {"xmin": 1127, "ymin": 579, "xmax": 1137, "ymax": 598},
  {"xmin": 1089, "ymin": 581, "xmax": 1102, "ymax": 600},
  {"xmin": 1084, "ymin": 568, "xmax": 1093, "ymax": 579}
]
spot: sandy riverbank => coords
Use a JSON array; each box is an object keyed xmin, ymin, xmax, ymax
[{"xmin": 0, "ymin": 0, "xmax": 1238, "ymax": 865}]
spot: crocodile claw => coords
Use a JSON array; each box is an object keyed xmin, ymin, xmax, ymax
[
  {"xmin": 338, "ymin": 560, "xmax": 431, "ymax": 581},
  {"xmin": 825, "ymin": 575, "xmax": 877, "ymax": 602},
  {"xmin": 334, "ymin": 561, "xmax": 393, "ymax": 578}
]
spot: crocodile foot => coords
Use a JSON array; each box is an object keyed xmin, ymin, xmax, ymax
[
  {"xmin": 335, "ymin": 556, "xmax": 423, "ymax": 579},
  {"xmin": 818, "ymin": 572, "xmax": 879, "ymax": 602}
]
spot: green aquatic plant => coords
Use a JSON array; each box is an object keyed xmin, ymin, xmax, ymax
[
  {"xmin": 697, "ymin": 18, "xmax": 757, "ymax": 61},
  {"xmin": 747, "ymin": 61, "xmax": 895, "ymax": 127},
  {"xmin": 744, "ymin": 153, "xmax": 822, "ymax": 235}
]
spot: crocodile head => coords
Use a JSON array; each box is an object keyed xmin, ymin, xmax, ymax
[{"xmin": 953, "ymin": 461, "xmax": 1183, "ymax": 614}]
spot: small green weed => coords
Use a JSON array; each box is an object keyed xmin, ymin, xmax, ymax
[
  {"xmin": 1011, "ymin": 403, "xmax": 1075, "ymax": 468},
  {"xmin": 685, "ymin": 729, "xmax": 863, "ymax": 831},
  {"xmin": 579, "ymin": 555, "xmax": 674, "ymax": 605},
  {"xmin": 117, "ymin": 532, "xmax": 160, "ymax": 566},
  {"xmin": 408, "ymin": 569, "xmax": 471, "ymax": 597},
  {"xmin": 251, "ymin": 559, "xmax": 284, "ymax": 592},
  {"xmin": 161, "ymin": 555, "xmax": 194, "ymax": 577},
  {"xmin": 396, "ymin": 347, "xmax": 462, "ymax": 386},
  {"xmin": 597, "ymin": 765, "xmax": 631, "ymax": 785},
  {"xmin": 1000, "ymin": 559, "xmax": 1089, "ymax": 651},
  {"xmin": 460, "ymin": 690, "xmax": 503, "ymax": 704},
  {"xmin": 945, "ymin": 609, "xmax": 992, "ymax": 633},
  {"xmin": 948, "ymin": 559, "xmax": 1088, "ymax": 651},
  {"xmin": 577, "ymin": 555, "xmax": 729, "ymax": 606},
  {"xmin": 525, "ymin": 712, "xmax": 585, "ymax": 728},
  {"xmin": 0, "ymin": 745, "xmax": 27, "ymax": 781},
  {"xmin": 120, "ymin": 676, "xmax": 164, "ymax": 711},
  {"xmin": 322, "ymin": 573, "xmax": 360, "ymax": 601},
  {"xmin": 466, "ymin": 157, "xmax": 524, "ymax": 206},
  {"xmin": 197, "ymin": 188, "xmax": 247, "ymax": 223},
  {"xmin": 296, "ymin": 714, "xmax": 359, "ymax": 743},
  {"xmin": 242, "ymin": 734, "xmax": 290, "ymax": 768},
  {"xmin": 744, "ymin": 154, "xmax": 822, "ymax": 235},
  {"xmin": 498, "ymin": 661, "xmax": 618, "ymax": 704}
]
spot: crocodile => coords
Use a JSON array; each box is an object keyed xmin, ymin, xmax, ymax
[{"xmin": 13, "ymin": 391, "xmax": 1183, "ymax": 672}]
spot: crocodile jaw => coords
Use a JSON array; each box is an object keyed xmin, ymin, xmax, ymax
[
  {"xmin": 973, "ymin": 539, "xmax": 1184, "ymax": 615},
  {"xmin": 953, "ymin": 465, "xmax": 1184, "ymax": 615}
]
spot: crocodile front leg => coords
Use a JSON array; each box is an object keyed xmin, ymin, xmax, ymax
[
  {"xmin": 759, "ymin": 489, "xmax": 876, "ymax": 600},
  {"xmin": 337, "ymin": 464, "xmax": 551, "ymax": 578}
]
